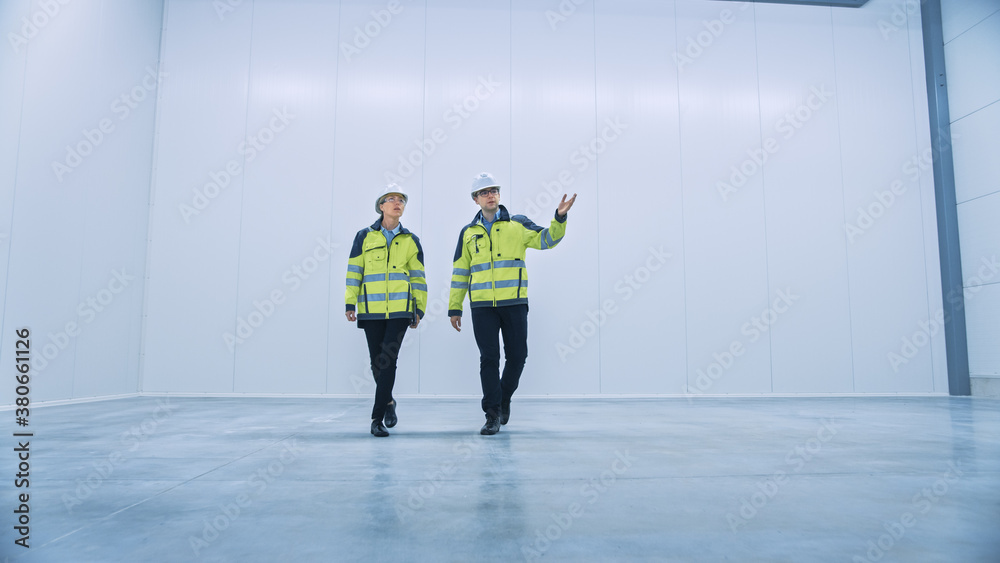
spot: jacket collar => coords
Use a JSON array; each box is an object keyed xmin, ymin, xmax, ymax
[
  {"xmin": 369, "ymin": 218, "xmax": 411, "ymax": 235},
  {"xmin": 469, "ymin": 204, "xmax": 510, "ymax": 228}
]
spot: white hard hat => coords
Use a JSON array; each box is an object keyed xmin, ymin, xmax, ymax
[
  {"xmin": 470, "ymin": 172, "xmax": 500, "ymax": 196},
  {"xmin": 375, "ymin": 184, "xmax": 408, "ymax": 214}
]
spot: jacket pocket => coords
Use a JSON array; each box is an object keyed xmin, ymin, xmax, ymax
[
  {"xmin": 365, "ymin": 246, "xmax": 386, "ymax": 266},
  {"xmin": 362, "ymin": 285, "xmax": 370, "ymax": 314},
  {"xmin": 467, "ymin": 234, "xmax": 482, "ymax": 254}
]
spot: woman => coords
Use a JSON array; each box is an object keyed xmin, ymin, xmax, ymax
[{"xmin": 345, "ymin": 184, "xmax": 427, "ymax": 437}]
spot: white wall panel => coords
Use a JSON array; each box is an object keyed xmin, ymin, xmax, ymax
[
  {"xmin": 507, "ymin": 0, "xmax": 601, "ymax": 395},
  {"xmin": 2, "ymin": 0, "xmax": 947, "ymax": 402},
  {"xmin": 834, "ymin": 0, "xmax": 937, "ymax": 392},
  {"xmin": 965, "ymin": 283, "xmax": 1000, "ymax": 377},
  {"xmin": 941, "ymin": 0, "xmax": 1000, "ymax": 44},
  {"xmin": 325, "ymin": 0, "xmax": 427, "ymax": 395},
  {"xmin": 958, "ymin": 193, "xmax": 1000, "ymax": 289},
  {"xmin": 231, "ymin": 0, "xmax": 340, "ymax": 394},
  {"xmin": 594, "ymin": 0, "xmax": 685, "ymax": 394},
  {"xmin": 944, "ymin": 0, "xmax": 1000, "ymax": 393},
  {"xmin": 754, "ymin": 5, "xmax": 854, "ymax": 393},
  {"xmin": 0, "ymin": 0, "xmax": 161, "ymax": 404},
  {"xmin": 951, "ymin": 99, "xmax": 1000, "ymax": 204},
  {"xmin": 142, "ymin": 0, "xmax": 253, "ymax": 393},
  {"xmin": 3, "ymin": 0, "xmax": 99, "ymax": 401},
  {"xmin": 417, "ymin": 0, "xmax": 511, "ymax": 397},
  {"xmin": 676, "ymin": 0, "xmax": 771, "ymax": 394},
  {"xmin": 0, "ymin": 0, "xmax": 29, "ymax": 374},
  {"xmin": 943, "ymin": 11, "xmax": 1000, "ymax": 121},
  {"xmin": 73, "ymin": 1, "xmax": 163, "ymax": 399}
]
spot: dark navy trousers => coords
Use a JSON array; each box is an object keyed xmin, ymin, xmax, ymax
[
  {"xmin": 361, "ymin": 318, "xmax": 410, "ymax": 421},
  {"xmin": 471, "ymin": 304, "xmax": 528, "ymax": 417}
]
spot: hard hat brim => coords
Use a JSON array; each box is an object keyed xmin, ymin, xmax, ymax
[{"xmin": 471, "ymin": 185, "xmax": 500, "ymax": 195}]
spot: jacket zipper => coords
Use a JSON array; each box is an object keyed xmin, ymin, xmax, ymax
[
  {"xmin": 385, "ymin": 232, "xmax": 392, "ymax": 319},
  {"xmin": 487, "ymin": 225, "xmax": 497, "ymax": 306},
  {"xmin": 362, "ymin": 285, "xmax": 370, "ymax": 314},
  {"xmin": 517, "ymin": 268, "xmax": 522, "ymax": 299}
]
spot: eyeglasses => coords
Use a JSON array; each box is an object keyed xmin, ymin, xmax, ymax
[
  {"xmin": 383, "ymin": 196, "xmax": 406, "ymax": 204},
  {"xmin": 475, "ymin": 188, "xmax": 499, "ymax": 197}
]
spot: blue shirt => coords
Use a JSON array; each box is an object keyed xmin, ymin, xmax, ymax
[
  {"xmin": 481, "ymin": 214, "xmax": 497, "ymax": 234},
  {"xmin": 381, "ymin": 222, "xmax": 401, "ymax": 246}
]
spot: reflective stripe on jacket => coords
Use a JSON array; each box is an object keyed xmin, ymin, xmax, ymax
[
  {"xmin": 346, "ymin": 220, "xmax": 427, "ymax": 322},
  {"xmin": 449, "ymin": 205, "xmax": 566, "ymax": 316}
]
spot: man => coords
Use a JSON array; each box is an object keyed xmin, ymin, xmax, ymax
[{"xmin": 449, "ymin": 172, "xmax": 577, "ymax": 435}]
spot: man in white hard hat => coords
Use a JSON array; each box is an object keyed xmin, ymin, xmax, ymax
[{"xmin": 449, "ymin": 172, "xmax": 577, "ymax": 435}]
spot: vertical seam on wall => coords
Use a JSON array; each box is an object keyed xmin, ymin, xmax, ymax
[
  {"xmin": 750, "ymin": 4, "xmax": 774, "ymax": 393},
  {"xmin": 906, "ymin": 3, "xmax": 938, "ymax": 392},
  {"xmin": 673, "ymin": 0, "xmax": 690, "ymax": 397},
  {"xmin": 137, "ymin": 0, "xmax": 170, "ymax": 395},
  {"xmin": 70, "ymin": 3, "xmax": 99, "ymax": 399},
  {"xmin": 73, "ymin": 0, "xmax": 102, "ymax": 398},
  {"xmin": 418, "ymin": 0, "xmax": 429, "ymax": 394},
  {"xmin": 231, "ymin": 0, "xmax": 257, "ymax": 393},
  {"xmin": 323, "ymin": 0, "xmax": 344, "ymax": 395},
  {"xmin": 829, "ymin": 7, "xmax": 857, "ymax": 392},
  {"xmin": 592, "ymin": 0, "xmax": 602, "ymax": 393},
  {"xmin": 509, "ymin": 0, "xmax": 513, "ymax": 213}
]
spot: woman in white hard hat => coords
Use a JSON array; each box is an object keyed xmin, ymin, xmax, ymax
[{"xmin": 345, "ymin": 185, "xmax": 428, "ymax": 437}]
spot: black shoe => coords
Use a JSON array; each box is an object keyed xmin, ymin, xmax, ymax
[
  {"xmin": 480, "ymin": 414, "xmax": 501, "ymax": 435},
  {"xmin": 384, "ymin": 400, "xmax": 397, "ymax": 428},
  {"xmin": 371, "ymin": 419, "xmax": 389, "ymax": 437},
  {"xmin": 500, "ymin": 402, "xmax": 510, "ymax": 425}
]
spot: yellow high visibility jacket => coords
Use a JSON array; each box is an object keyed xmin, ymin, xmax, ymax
[
  {"xmin": 449, "ymin": 205, "xmax": 567, "ymax": 316},
  {"xmin": 346, "ymin": 220, "xmax": 427, "ymax": 322}
]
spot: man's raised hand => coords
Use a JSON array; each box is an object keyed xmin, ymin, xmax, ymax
[{"xmin": 557, "ymin": 193, "xmax": 577, "ymax": 217}]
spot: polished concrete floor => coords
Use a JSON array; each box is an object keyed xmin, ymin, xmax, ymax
[{"xmin": 5, "ymin": 396, "xmax": 1000, "ymax": 562}]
